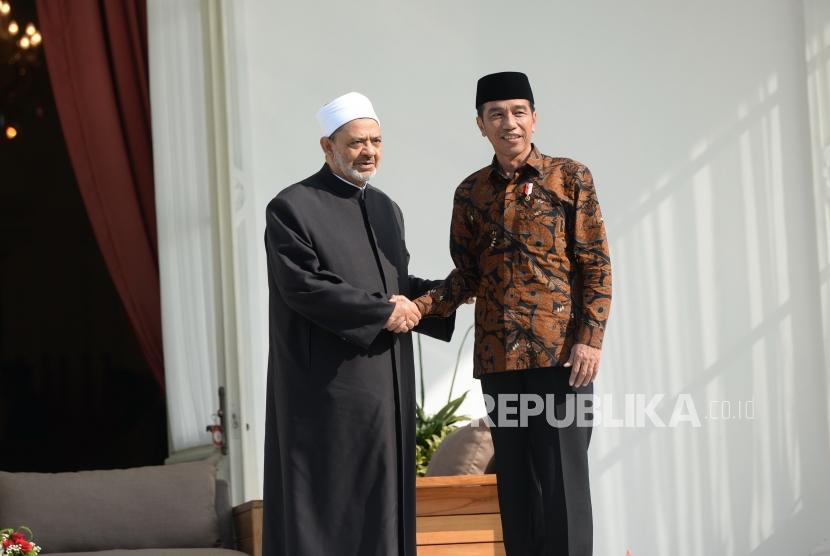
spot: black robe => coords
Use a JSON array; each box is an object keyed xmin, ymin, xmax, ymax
[{"xmin": 262, "ymin": 165, "xmax": 454, "ymax": 556}]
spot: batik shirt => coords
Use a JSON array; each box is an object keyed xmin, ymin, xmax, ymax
[{"xmin": 414, "ymin": 145, "xmax": 612, "ymax": 377}]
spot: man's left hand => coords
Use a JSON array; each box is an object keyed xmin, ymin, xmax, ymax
[{"xmin": 564, "ymin": 343, "xmax": 601, "ymax": 388}]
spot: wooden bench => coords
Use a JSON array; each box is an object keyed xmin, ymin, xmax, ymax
[
  {"xmin": 415, "ymin": 474, "xmax": 504, "ymax": 555},
  {"xmin": 233, "ymin": 499, "xmax": 263, "ymax": 556},
  {"xmin": 233, "ymin": 474, "xmax": 503, "ymax": 556}
]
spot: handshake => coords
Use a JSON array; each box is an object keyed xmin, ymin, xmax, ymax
[{"xmin": 384, "ymin": 295, "xmax": 421, "ymax": 334}]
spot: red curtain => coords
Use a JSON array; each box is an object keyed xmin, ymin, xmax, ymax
[{"xmin": 36, "ymin": 0, "xmax": 164, "ymax": 388}]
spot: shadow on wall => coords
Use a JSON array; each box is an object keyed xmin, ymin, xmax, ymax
[{"xmin": 592, "ymin": 29, "xmax": 830, "ymax": 556}]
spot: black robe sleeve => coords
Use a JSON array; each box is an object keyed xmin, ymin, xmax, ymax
[{"xmin": 266, "ymin": 196, "xmax": 395, "ymax": 350}]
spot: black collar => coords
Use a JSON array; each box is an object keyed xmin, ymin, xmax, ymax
[
  {"xmin": 314, "ymin": 164, "xmax": 370, "ymax": 199},
  {"xmin": 314, "ymin": 164, "xmax": 372, "ymax": 198}
]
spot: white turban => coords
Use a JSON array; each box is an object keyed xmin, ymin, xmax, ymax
[{"xmin": 315, "ymin": 92, "xmax": 380, "ymax": 137}]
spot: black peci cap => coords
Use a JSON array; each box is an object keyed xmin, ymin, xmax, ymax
[{"xmin": 475, "ymin": 71, "xmax": 534, "ymax": 109}]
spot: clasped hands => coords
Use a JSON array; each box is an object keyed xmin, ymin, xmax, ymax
[{"xmin": 384, "ymin": 295, "xmax": 421, "ymax": 333}]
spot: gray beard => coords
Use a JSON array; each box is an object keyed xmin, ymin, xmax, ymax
[{"xmin": 333, "ymin": 151, "xmax": 376, "ymax": 185}]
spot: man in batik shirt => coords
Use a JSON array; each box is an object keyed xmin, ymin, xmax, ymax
[{"xmin": 414, "ymin": 71, "xmax": 612, "ymax": 556}]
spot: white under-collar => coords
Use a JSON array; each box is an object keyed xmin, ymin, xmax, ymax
[{"xmin": 332, "ymin": 172, "xmax": 367, "ymax": 190}]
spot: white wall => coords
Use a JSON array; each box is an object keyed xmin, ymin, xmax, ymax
[{"xmin": 225, "ymin": 1, "xmax": 830, "ymax": 553}]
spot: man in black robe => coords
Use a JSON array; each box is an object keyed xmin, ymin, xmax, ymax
[{"xmin": 262, "ymin": 92, "xmax": 455, "ymax": 556}]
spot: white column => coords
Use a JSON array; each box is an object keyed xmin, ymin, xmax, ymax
[
  {"xmin": 803, "ymin": 0, "xmax": 830, "ymax": 486},
  {"xmin": 213, "ymin": 0, "xmax": 267, "ymax": 502}
]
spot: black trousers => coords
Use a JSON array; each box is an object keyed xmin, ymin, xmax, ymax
[{"xmin": 480, "ymin": 367, "xmax": 593, "ymax": 556}]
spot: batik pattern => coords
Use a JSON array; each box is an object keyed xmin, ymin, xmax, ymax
[{"xmin": 414, "ymin": 146, "xmax": 612, "ymax": 377}]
